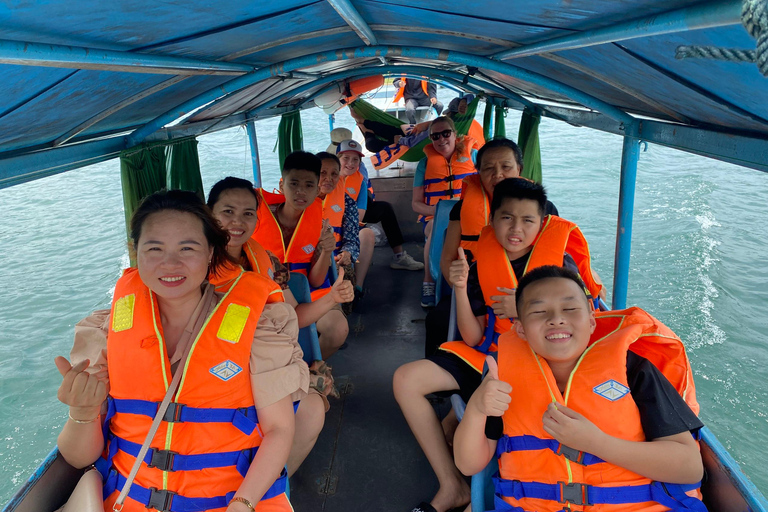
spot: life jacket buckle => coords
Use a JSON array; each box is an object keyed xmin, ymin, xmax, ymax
[
  {"xmin": 162, "ymin": 402, "xmax": 185, "ymax": 423},
  {"xmin": 557, "ymin": 444, "xmax": 586, "ymax": 464},
  {"xmin": 147, "ymin": 448, "xmax": 178, "ymax": 472},
  {"xmin": 147, "ymin": 487, "xmax": 176, "ymax": 511},
  {"xmin": 558, "ymin": 482, "xmax": 592, "ymax": 506}
]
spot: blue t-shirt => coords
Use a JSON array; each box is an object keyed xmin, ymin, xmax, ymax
[{"xmin": 413, "ymin": 148, "xmax": 478, "ymax": 187}]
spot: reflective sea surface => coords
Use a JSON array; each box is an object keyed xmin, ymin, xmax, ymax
[{"xmin": 1, "ymin": 102, "xmax": 766, "ymax": 501}]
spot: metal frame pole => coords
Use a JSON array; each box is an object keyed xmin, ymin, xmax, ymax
[
  {"xmin": 612, "ymin": 125, "xmax": 641, "ymax": 309},
  {"xmin": 245, "ymin": 120, "xmax": 262, "ymax": 187}
]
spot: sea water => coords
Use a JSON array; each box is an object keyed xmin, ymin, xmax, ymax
[{"xmin": 1, "ymin": 103, "xmax": 767, "ymax": 502}]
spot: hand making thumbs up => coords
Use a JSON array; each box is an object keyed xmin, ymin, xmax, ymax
[
  {"xmin": 449, "ymin": 247, "xmax": 470, "ymax": 289},
  {"xmin": 469, "ymin": 355, "xmax": 512, "ymax": 417},
  {"xmin": 329, "ymin": 267, "xmax": 354, "ymax": 304}
]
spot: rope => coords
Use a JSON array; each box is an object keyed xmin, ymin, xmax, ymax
[{"xmin": 674, "ymin": 0, "xmax": 767, "ymax": 77}]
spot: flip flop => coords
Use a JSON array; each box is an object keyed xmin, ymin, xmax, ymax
[{"xmin": 410, "ymin": 502, "xmax": 437, "ymax": 512}]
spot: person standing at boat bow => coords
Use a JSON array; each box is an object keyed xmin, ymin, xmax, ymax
[{"xmin": 54, "ymin": 190, "xmax": 307, "ymax": 512}]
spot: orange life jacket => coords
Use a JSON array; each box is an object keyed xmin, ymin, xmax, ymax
[
  {"xmin": 251, "ymin": 189, "xmax": 331, "ymax": 301},
  {"xmin": 322, "ymin": 179, "xmax": 347, "ymax": 253},
  {"xmin": 457, "ymin": 174, "xmax": 490, "ymax": 256},
  {"xmin": 209, "ymin": 240, "xmax": 284, "ymax": 302},
  {"xmin": 393, "ymin": 76, "xmax": 429, "ymax": 102},
  {"xmin": 419, "ymin": 137, "xmax": 477, "ymax": 222},
  {"xmin": 97, "ymin": 268, "xmax": 291, "ymax": 512},
  {"xmin": 494, "ymin": 307, "xmax": 704, "ymax": 512},
  {"xmin": 467, "ymin": 119, "xmax": 485, "ymax": 147},
  {"xmin": 439, "ymin": 217, "xmax": 602, "ymax": 372}
]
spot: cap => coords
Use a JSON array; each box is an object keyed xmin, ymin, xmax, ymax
[
  {"xmin": 326, "ymin": 127, "xmax": 353, "ymax": 153},
  {"xmin": 336, "ymin": 139, "xmax": 365, "ymax": 157}
]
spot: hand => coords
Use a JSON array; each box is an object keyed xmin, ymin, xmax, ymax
[
  {"xmin": 490, "ymin": 287, "xmax": 517, "ymax": 319},
  {"xmin": 394, "ymin": 79, "xmax": 403, "ymax": 89},
  {"xmin": 55, "ymin": 357, "xmax": 108, "ymax": 420},
  {"xmin": 329, "ymin": 267, "xmax": 354, "ymax": 304},
  {"xmin": 449, "ymin": 247, "xmax": 470, "ymax": 289},
  {"xmin": 335, "ymin": 251, "xmax": 352, "ymax": 267},
  {"xmin": 318, "ymin": 219, "xmax": 335, "ymax": 254},
  {"xmin": 542, "ymin": 403, "xmax": 604, "ymax": 454},
  {"xmin": 468, "ymin": 356, "xmax": 512, "ymax": 417},
  {"xmin": 430, "ymin": 97, "xmax": 437, "ymax": 105}
]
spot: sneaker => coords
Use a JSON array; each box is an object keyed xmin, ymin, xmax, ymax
[
  {"xmin": 421, "ymin": 282, "xmax": 436, "ymax": 308},
  {"xmin": 391, "ymin": 251, "xmax": 425, "ymax": 271}
]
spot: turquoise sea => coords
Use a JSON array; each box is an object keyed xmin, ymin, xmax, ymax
[{"xmin": 1, "ymin": 101, "xmax": 767, "ymax": 503}]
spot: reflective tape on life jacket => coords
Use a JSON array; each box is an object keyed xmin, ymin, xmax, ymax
[
  {"xmin": 102, "ymin": 268, "xmax": 285, "ymax": 511},
  {"xmin": 419, "ymin": 137, "xmax": 476, "ymax": 222},
  {"xmin": 252, "ymin": 188, "xmax": 331, "ymax": 300},
  {"xmin": 457, "ymin": 174, "xmax": 489, "ymax": 255},
  {"xmin": 494, "ymin": 308, "xmax": 703, "ymax": 512}
]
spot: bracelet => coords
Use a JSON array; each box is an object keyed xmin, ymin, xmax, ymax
[
  {"xmin": 229, "ymin": 497, "xmax": 255, "ymax": 512},
  {"xmin": 68, "ymin": 412, "xmax": 99, "ymax": 424}
]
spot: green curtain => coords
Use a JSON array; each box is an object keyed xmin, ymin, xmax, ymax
[
  {"xmin": 277, "ymin": 110, "xmax": 304, "ymax": 169},
  {"xmin": 483, "ymin": 99, "xmax": 494, "ymax": 142},
  {"xmin": 120, "ymin": 145, "xmax": 167, "ymax": 242},
  {"xmin": 518, "ymin": 107, "xmax": 543, "ymax": 184},
  {"xmin": 350, "ymin": 96, "xmax": 481, "ymax": 163},
  {"xmin": 493, "ymin": 104, "xmax": 507, "ymax": 139},
  {"xmin": 167, "ymin": 138, "xmax": 204, "ymax": 201}
]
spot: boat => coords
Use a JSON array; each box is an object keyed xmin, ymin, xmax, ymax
[{"xmin": 1, "ymin": 0, "xmax": 767, "ymax": 511}]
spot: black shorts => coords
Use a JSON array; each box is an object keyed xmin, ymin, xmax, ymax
[{"xmin": 427, "ymin": 350, "xmax": 482, "ymax": 403}]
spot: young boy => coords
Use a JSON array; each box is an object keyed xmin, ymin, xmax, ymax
[
  {"xmin": 251, "ymin": 151, "xmax": 349, "ymax": 359},
  {"xmin": 454, "ymin": 265, "xmax": 706, "ymax": 512},
  {"xmin": 335, "ymin": 139, "xmax": 423, "ymax": 301},
  {"xmin": 393, "ymin": 178, "xmax": 602, "ymax": 512}
]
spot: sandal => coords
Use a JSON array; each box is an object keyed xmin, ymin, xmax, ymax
[{"xmin": 410, "ymin": 502, "xmax": 437, "ymax": 512}]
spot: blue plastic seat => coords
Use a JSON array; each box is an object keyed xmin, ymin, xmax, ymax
[
  {"xmin": 287, "ymin": 272, "xmax": 322, "ymax": 364},
  {"xmin": 428, "ymin": 198, "xmax": 459, "ymax": 300}
]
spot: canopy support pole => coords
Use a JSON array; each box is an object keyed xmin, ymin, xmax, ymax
[
  {"xmin": 246, "ymin": 120, "xmax": 262, "ymax": 187},
  {"xmin": 326, "ymin": 0, "xmax": 378, "ymax": 45},
  {"xmin": 612, "ymin": 125, "xmax": 641, "ymax": 309},
  {"xmin": 493, "ymin": 0, "xmax": 741, "ymax": 60}
]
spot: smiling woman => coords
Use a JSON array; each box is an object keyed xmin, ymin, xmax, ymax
[{"xmin": 53, "ymin": 189, "xmax": 308, "ymax": 512}]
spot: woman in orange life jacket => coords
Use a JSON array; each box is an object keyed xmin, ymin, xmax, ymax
[
  {"xmin": 413, "ymin": 116, "xmax": 479, "ymax": 308},
  {"xmin": 454, "ymin": 266, "xmax": 706, "ymax": 512},
  {"xmin": 207, "ymin": 177, "xmax": 353, "ymax": 477},
  {"xmin": 54, "ymin": 190, "xmax": 308, "ymax": 512}
]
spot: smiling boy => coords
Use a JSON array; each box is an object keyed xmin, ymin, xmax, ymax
[
  {"xmin": 393, "ymin": 178, "xmax": 602, "ymax": 512},
  {"xmin": 454, "ymin": 266, "xmax": 706, "ymax": 512},
  {"xmin": 252, "ymin": 151, "xmax": 349, "ymax": 359}
]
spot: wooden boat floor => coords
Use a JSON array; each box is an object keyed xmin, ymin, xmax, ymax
[{"xmin": 291, "ymin": 241, "xmax": 446, "ymax": 512}]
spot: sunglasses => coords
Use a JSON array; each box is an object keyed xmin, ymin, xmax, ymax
[{"xmin": 429, "ymin": 129, "xmax": 454, "ymax": 141}]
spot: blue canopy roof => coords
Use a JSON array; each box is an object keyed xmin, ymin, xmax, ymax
[{"xmin": 0, "ymin": 0, "xmax": 766, "ymax": 187}]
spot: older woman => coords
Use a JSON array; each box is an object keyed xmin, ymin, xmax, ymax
[
  {"xmin": 412, "ymin": 116, "xmax": 479, "ymax": 307},
  {"xmin": 55, "ymin": 190, "xmax": 308, "ymax": 512}
]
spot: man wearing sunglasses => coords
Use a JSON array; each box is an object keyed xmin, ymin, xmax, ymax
[{"xmin": 412, "ymin": 116, "xmax": 479, "ymax": 307}]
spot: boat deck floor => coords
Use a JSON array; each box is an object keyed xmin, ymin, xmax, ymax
[{"xmin": 291, "ymin": 241, "xmax": 446, "ymax": 512}]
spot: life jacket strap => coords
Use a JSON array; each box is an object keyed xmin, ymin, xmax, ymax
[
  {"xmin": 107, "ymin": 398, "xmax": 259, "ymax": 436},
  {"xmin": 101, "ymin": 467, "xmax": 287, "ymax": 511},
  {"xmin": 108, "ymin": 434, "xmax": 256, "ymax": 476},
  {"xmin": 476, "ymin": 308, "xmax": 501, "ymax": 354},
  {"xmin": 424, "ymin": 188, "xmax": 462, "ymax": 199},
  {"xmin": 288, "ymin": 262, "xmax": 311, "ymax": 272},
  {"xmin": 493, "ymin": 473, "xmax": 704, "ymax": 509},
  {"xmin": 423, "ymin": 172, "xmax": 475, "ymax": 186},
  {"xmin": 496, "ymin": 434, "xmax": 605, "ymax": 465},
  {"xmin": 460, "ymin": 234, "xmax": 480, "ymax": 242}
]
